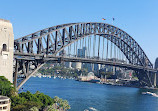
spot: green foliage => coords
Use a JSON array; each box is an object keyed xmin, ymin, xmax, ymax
[
  {"xmin": 39, "ymin": 65, "xmax": 88, "ymax": 78},
  {"xmin": 29, "ymin": 106, "xmax": 39, "ymax": 111},
  {"xmin": 34, "ymin": 91, "xmax": 54, "ymax": 108},
  {"xmin": 12, "ymin": 101, "xmax": 40, "ymax": 111},
  {"xmin": 105, "ymin": 72, "xmax": 113, "ymax": 75},
  {"xmin": 53, "ymin": 96, "xmax": 70, "ymax": 110},
  {"xmin": 0, "ymin": 76, "xmax": 71, "ymax": 111},
  {"xmin": 0, "ymin": 76, "xmax": 16, "ymax": 97},
  {"xmin": 44, "ymin": 105, "xmax": 57, "ymax": 111},
  {"xmin": 11, "ymin": 96, "xmax": 27, "ymax": 107},
  {"xmin": 11, "ymin": 91, "xmax": 70, "ymax": 110},
  {"xmin": 100, "ymin": 71, "xmax": 106, "ymax": 76},
  {"xmin": 19, "ymin": 91, "xmax": 43, "ymax": 107},
  {"xmin": 18, "ymin": 91, "xmax": 55, "ymax": 109},
  {"xmin": 11, "ymin": 104, "xmax": 26, "ymax": 111}
]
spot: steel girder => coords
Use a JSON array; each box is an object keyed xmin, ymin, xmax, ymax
[
  {"xmin": 14, "ymin": 22, "xmax": 153, "ymax": 68},
  {"xmin": 13, "ymin": 58, "xmax": 45, "ymax": 90},
  {"xmin": 13, "ymin": 22, "xmax": 156, "ymax": 89}
]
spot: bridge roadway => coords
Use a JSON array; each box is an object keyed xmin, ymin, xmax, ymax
[
  {"xmin": 14, "ymin": 53, "xmax": 157, "ymax": 73},
  {"xmin": 13, "ymin": 22, "xmax": 158, "ymax": 89}
]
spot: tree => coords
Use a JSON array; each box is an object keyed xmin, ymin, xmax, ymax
[
  {"xmin": 0, "ymin": 76, "xmax": 16, "ymax": 97},
  {"xmin": 0, "ymin": 76, "xmax": 70, "ymax": 111},
  {"xmin": 29, "ymin": 106, "xmax": 39, "ymax": 111},
  {"xmin": 53, "ymin": 96, "xmax": 70, "ymax": 110}
]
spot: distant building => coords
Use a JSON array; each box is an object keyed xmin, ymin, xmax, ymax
[
  {"xmin": 77, "ymin": 47, "xmax": 87, "ymax": 58},
  {"xmin": 83, "ymin": 63, "xmax": 92, "ymax": 72},
  {"xmin": 75, "ymin": 62, "xmax": 82, "ymax": 69},
  {"xmin": 65, "ymin": 62, "xmax": 72, "ymax": 68},
  {"xmin": 74, "ymin": 47, "xmax": 88, "ymax": 70},
  {"xmin": 78, "ymin": 72, "xmax": 99, "ymax": 81},
  {"xmin": 94, "ymin": 64, "xmax": 101, "ymax": 71},
  {"xmin": 0, "ymin": 95, "xmax": 11, "ymax": 111},
  {"xmin": 77, "ymin": 49, "xmax": 82, "ymax": 57},
  {"xmin": 59, "ymin": 50, "xmax": 73, "ymax": 68}
]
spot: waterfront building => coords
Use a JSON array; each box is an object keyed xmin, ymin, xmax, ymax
[
  {"xmin": 94, "ymin": 64, "xmax": 101, "ymax": 72},
  {"xmin": 74, "ymin": 62, "xmax": 82, "ymax": 69},
  {"xmin": 71, "ymin": 62, "xmax": 82, "ymax": 69},
  {"xmin": 59, "ymin": 49, "xmax": 73, "ymax": 68},
  {"xmin": 0, "ymin": 19, "xmax": 14, "ymax": 83},
  {"xmin": 65, "ymin": 62, "xmax": 72, "ymax": 68},
  {"xmin": 78, "ymin": 72, "xmax": 100, "ymax": 82},
  {"xmin": 0, "ymin": 95, "xmax": 11, "ymax": 111},
  {"xmin": 86, "ymin": 63, "xmax": 93, "ymax": 72}
]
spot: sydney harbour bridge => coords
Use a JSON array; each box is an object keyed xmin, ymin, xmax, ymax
[{"xmin": 13, "ymin": 22, "xmax": 158, "ymax": 90}]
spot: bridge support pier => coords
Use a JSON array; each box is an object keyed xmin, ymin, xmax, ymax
[
  {"xmin": 136, "ymin": 69, "xmax": 158, "ymax": 88},
  {"xmin": 13, "ymin": 59, "xmax": 18, "ymax": 87},
  {"xmin": 0, "ymin": 19, "xmax": 14, "ymax": 83},
  {"xmin": 154, "ymin": 73, "xmax": 157, "ymax": 87},
  {"xmin": 156, "ymin": 71, "xmax": 158, "ymax": 87},
  {"xmin": 136, "ymin": 70, "xmax": 153, "ymax": 87}
]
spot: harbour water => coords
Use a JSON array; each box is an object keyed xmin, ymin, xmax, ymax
[{"xmin": 20, "ymin": 77, "xmax": 158, "ymax": 111}]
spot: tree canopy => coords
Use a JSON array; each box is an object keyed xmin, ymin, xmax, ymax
[{"xmin": 0, "ymin": 76, "xmax": 70, "ymax": 111}]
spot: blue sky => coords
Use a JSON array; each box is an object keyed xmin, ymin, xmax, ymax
[{"xmin": 0, "ymin": 0, "xmax": 158, "ymax": 64}]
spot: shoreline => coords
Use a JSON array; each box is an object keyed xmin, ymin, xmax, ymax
[
  {"xmin": 76, "ymin": 79, "xmax": 158, "ymax": 90},
  {"xmin": 32, "ymin": 75, "xmax": 158, "ymax": 90}
]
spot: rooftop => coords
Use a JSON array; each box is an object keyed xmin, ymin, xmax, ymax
[
  {"xmin": 0, "ymin": 95, "xmax": 10, "ymax": 100},
  {"xmin": 0, "ymin": 19, "xmax": 10, "ymax": 23}
]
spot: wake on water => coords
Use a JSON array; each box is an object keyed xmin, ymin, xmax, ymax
[
  {"xmin": 84, "ymin": 107, "xmax": 98, "ymax": 111},
  {"xmin": 142, "ymin": 91, "xmax": 158, "ymax": 97}
]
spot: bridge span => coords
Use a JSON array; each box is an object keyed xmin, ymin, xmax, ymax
[{"xmin": 11, "ymin": 22, "xmax": 158, "ymax": 90}]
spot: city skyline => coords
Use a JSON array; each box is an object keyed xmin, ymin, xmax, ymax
[{"xmin": 0, "ymin": 1, "xmax": 158, "ymax": 110}]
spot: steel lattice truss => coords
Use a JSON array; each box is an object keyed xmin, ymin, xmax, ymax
[
  {"xmin": 13, "ymin": 22, "xmax": 157, "ymax": 89},
  {"xmin": 14, "ymin": 22, "xmax": 153, "ymax": 68}
]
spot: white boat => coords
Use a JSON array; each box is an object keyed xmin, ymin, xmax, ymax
[
  {"xmin": 43, "ymin": 75, "xmax": 46, "ymax": 77},
  {"xmin": 63, "ymin": 77, "xmax": 66, "ymax": 79},
  {"xmin": 88, "ymin": 107, "xmax": 98, "ymax": 111},
  {"xmin": 47, "ymin": 75, "xmax": 51, "ymax": 78},
  {"xmin": 32, "ymin": 75, "xmax": 36, "ymax": 77},
  {"xmin": 142, "ymin": 92, "xmax": 158, "ymax": 97}
]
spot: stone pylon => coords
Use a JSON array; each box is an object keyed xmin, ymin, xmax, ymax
[
  {"xmin": 0, "ymin": 19, "xmax": 14, "ymax": 83},
  {"xmin": 154, "ymin": 58, "xmax": 158, "ymax": 86}
]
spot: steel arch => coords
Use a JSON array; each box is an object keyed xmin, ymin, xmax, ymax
[
  {"xmin": 13, "ymin": 22, "xmax": 158, "ymax": 90},
  {"xmin": 14, "ymin": 22, "xmax": 153, "ymax": 68}
]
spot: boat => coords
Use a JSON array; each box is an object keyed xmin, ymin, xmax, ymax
[
  {"xmin": 43, "ymin": 75, "xmax": 46, "ymax": 77},
  {"xmin": 88, "ymin": 79, "xmax": 100, "ymax": 83},
  {"xmin": 142, "ymin": 92, "xmax": 158, "ymax": 97},
  {"xmin": 53, "ymin": 76, "xmax": 56, "ymax": 79},
  {"xmin": 32, "ymin": 75, "xmax": 36, "ymax": 77},
  {"xmin": 47, "ymin": 75, "xmax": 51, "ymax": 78},
  {"xmin": 38, "ymin": 75, "xmax": 41, "ymax": 78},
  {"xmin": 88, "ymin": 107, "xmax": 98, "ymax": 111}
]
